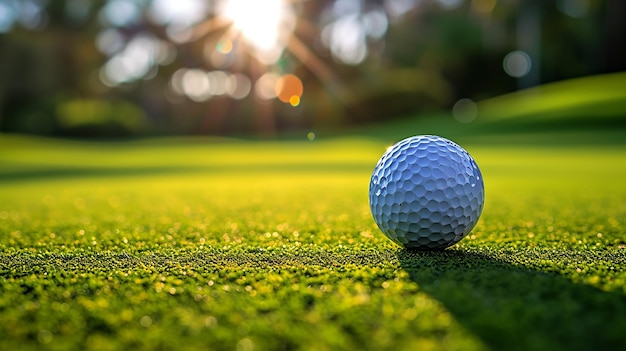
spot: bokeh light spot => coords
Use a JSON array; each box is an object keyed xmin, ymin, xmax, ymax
[
  {"xmin": 170, "ymin": 68, "xmax": 187, "ymax": 95},
  {"xmin": 149, "ymin": 0, "xmax": 208, "ymax": 27},
  {"xmin": 100, "ymin": 0, "xmax": 141, "ymax": 27},
  {"xmin": 95, "ymin": 28, "xmax": 125, "ymax": 55},
  {"xmin": 171, "ymin": 69, "xmax": 251, "ymax": 101},
  {"xmin": 322, "ymin": 15, "xmax": 368, "ymax": 65},
  {"xmin": 255, "ymin": 73, "xmax": 279, "ymax": 100},
  {"xmin": 503, "ymin": 50, "xmax": 532, "ymax": 78},
  {"xmin": 17, "ymin": 0, "xmax": 47, "ymax": 30},
  {"xmin": 227, "ymin": 74, "xmax": 252, "ymax": 99},
  {"xmin": 206, "ymin": 70, "xmax": 229, "ymax": 95},
  {"xmin": 0, "ymin": 2, "xmax": 16, "ymax": 32},
  {"xmin": 384, "ymin": 0, "xmax": 418, "ymax": 18},
  {"xmin": 275, "ymin": 74, "xmax": 303, "ymax": 104},
  {"xmin": 363, "ymin": 9, "xmax": 389, "ymax": 39},
  {"xmin": 217, "ymin": 39, "xmax": 233, "ymax": 54},
  {"xmin": 289, "ymin": 95, "xmax": 301, "ymax": 107},
  {"xmin": 181, "ymin": 69, "xmax": 211, "ymax": 102},
  {"xmin": 452, "ymin": 98, "xmax": 478, "ymax": 123},
  {"xmin": 100, "ymin": 34, "xmax": 170, "ymax": 86}
]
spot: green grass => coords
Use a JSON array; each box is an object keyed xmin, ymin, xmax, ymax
[
  {"xmin": 351, "ymin": 71, "xmax": 626, "ymax": 145},
  {"xmin": 478, "ymin": 71, "xmax": 626, "ymax": 123},
  {"xmin": 1, "ymin": 72, "xmax": 626, "ymax": 351},
  {"xmin": 1, "ymin": 133, "xmax": 626, "ymax": 351}
]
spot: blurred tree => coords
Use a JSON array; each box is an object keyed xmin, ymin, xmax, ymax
[
  {"xmin": 603, "ymin": 0, "xmax": 626, "ymax": 72},
  {"xmin": 0, "ymin": 0, "xmax": 107, "ymax": 135},
  {"xmin": 0, "ymin": 0, "xmax": 622, "ymax": 137}
]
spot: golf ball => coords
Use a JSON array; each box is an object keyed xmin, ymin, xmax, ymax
[{"xmin": 369, "ymin": 135, "xmax": 484, "ymax": 250}]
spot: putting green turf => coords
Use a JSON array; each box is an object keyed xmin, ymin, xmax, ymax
[{"xmin": 1, "ymin": 133, "xmax": 625, "ymax": 351}]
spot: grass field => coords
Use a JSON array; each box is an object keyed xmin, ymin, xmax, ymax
[{"xmin": 1, "ymin": 73, "xmax": 626, "ymax": 351}]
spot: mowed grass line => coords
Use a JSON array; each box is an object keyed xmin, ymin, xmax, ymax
[
  {"xmin": 1, "ymin": 135, "xmax": 626, "ymax": 351},
  {"xmin": 351, "ymin": 72, "xmax": 626, "ymax": 145},
  {"xmin": 477, "ymin": 72, "xmax": 626, "ymax": 123}
]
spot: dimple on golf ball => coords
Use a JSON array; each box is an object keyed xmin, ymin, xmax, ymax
[{"xmin": 369, "ymin": 135, "xmax": 484, "ymax": 250}]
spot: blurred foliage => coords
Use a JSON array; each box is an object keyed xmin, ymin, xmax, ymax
[
  {"xmin": 56, "ymin": 99, "xmax": 146, "ymax": 137},
  {"xmin": 0, "ymin": 0, "xmax": 624, "ymax": 137}
]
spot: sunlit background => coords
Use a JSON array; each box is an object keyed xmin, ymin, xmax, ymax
[{"xmin": 0, "ymin": 0, "xmax": 624, "ymax": 137}]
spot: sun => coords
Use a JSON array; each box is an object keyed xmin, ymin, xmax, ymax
[
  {"xmin": 182, "ymin": 0, "xmax": 344, "ymax": 130},
  {"xmin": 219, "ymin": 0, "xmax": 296, "ymax": 65}
]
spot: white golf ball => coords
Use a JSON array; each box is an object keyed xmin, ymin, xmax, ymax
[{"xmin": 369, "ymin": 135, "xmax": 484, "ymax": 250}]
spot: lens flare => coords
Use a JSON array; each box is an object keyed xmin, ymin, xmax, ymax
[
  {"xmin": 289, "ymin": 95, "xmax": 301, "ymax": 107},
  {"xmin": 275, "ymin": 74, "xmax": 304, "ymax": 105},
  {"xmin": 216, "ymin": 38, "xmax": 233, "ymax": 54}
]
